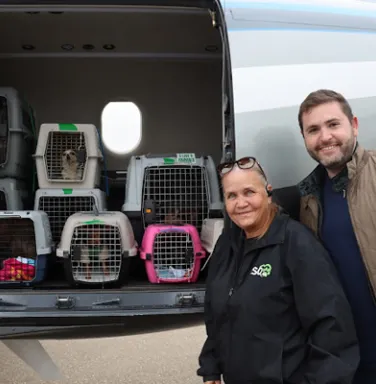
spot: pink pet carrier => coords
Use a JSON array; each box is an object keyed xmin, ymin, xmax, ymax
[{"xmin": 139, "ymin": 224, "xmax": 206, "ymax": 283}]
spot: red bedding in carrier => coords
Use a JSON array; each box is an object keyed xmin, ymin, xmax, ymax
[{"xmin": 139, "ymin": 224, "xmax": 206, "ymax": 283}]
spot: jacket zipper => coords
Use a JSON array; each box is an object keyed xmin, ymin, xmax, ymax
[{"xmin": 226, "ymin": 246, "xmax": 245, "ymax": 379}]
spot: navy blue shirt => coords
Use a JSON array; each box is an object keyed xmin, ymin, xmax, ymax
[{"xmin": 321, "ymin": 172, "xmax": 376, "ymax": 366}]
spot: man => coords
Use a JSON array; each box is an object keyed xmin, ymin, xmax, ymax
[{"xmin": 297, "ymin": 89, "xmax": 376, "ymax": 383}]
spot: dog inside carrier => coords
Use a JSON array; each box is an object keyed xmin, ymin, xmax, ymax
[
  {"xmin": 0, "ymin": 211, "xmax": 52, "ymax": 286},
  {"xmin": 56, "ymin": 212, "xmax": 137, "ymax": 286},
  {"xmin": 34, "ymin": 123, "xmax": 103, "ymax": 189},
  {"xmin": 123, "ymin": 154, "xmax": 223, "ymax": 245},
  {"xmin": 45, "ymin": 130, "xmax": 86, "ymax": 181},
  {"xmin": 34, "ymin": 188, "xmax": 106, "ymax": 246},
  {"xmin": 139, "ymin": 224, "xmax": 206, "ymax": 284}
]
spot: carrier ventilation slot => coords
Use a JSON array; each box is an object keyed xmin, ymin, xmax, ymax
[
  {"xmin": 142, "ymin": 166, "xmax": 209, "ymax": 231},
  {"xmin": 153, "ymin": 231, "xmax": 194, "ymax": 280},
  {"xmin": 70, "ymin": 224, "xmax": 122, "ymax": 283},
  {"xmin": 0, "ymin": 218, "xmax": 36, "ymax": 282},
  {"xmin": 45, "ymin": 131, "xmax": 86, "ymax": 181},
  {"xmin": 0, "ymin": 96, "xmax": 8, "ymax": 166},
  {"xmin": 38, "ymin": 196, "xmax": 95, "ymax": 243}
]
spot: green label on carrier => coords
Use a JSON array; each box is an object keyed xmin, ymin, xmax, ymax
[
  {"xmin": 163, "ymin": 157, "xmax": 175, "ymax": 164},
  {"xmin": 63, "ymin": 189, "xmax": 73, "ymax": 194},
  {"xmin": 59, "ymin": 123, "xmax": 78, "ymax": 131},
  {"xmin": 83, "ymin": 219, "xmax": 105, "ymax": 225},
  {"xmin": 176, "ymin": 153, "xmax": 196, "ymax": 164}
]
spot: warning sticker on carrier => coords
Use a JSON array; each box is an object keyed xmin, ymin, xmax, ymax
[{"xmin": 176, "ymin": 153, "xmax": 196, "ymax": 164}]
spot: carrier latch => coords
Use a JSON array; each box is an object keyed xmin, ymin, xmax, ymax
[
  {"xmin": 55, "ymin": 295, "xmax": 75, "ymax": 309},
  {"xmin": 175, "ymin": 293, "xmax": 196, "ymax": 307}
]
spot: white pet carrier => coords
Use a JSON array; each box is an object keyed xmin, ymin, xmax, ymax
[
  {"xmin": 56, "ymin": 211, "xmax": 137, "ymax": 285},
  {"xmin": 200, "ymin": 218, "xmax": 224, "ymax": 254},
  {"xmin": 0, "ymin": 210, "xmax": 52, "ymax": 286},
  {"xmin": 0, "ymin": 178, "xmax": 28, "ymax": 211},
  {"xmin": 0, "ymin": 87, "xmax": 36, "ymax": 180},
  {"xmin": 34, "ymin": 188, "xmax": 107, "ymax": 245},
  {"xmin": 34, "ymin": 123, "xmax": 103, "ymax": 189},
  {"xmin": 122, "ymin": 153, "xmax": 223, "ymax": 233}
]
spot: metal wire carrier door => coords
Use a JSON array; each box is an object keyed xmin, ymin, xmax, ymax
[
  {"xmin": 38, "ymin": 195, "xmax": 96, "ymax": 244},
  {"xmin": 153, "ymin": 230, "xmax": 195, "ymax": 280},
  {"xmin": 142, "ymin": 165, "xmax": 210, "ymax": 231},
  {"xmin": 70, "ymin": 224, "xmax": 123, "ymax": 283},
  {"xmin": 45, "ymin": 131, "xmax": 86, "ymax": 181}
]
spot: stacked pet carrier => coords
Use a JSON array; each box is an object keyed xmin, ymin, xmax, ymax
[
  {"xmin": 56, "ymin": 211, "xmax": 138, "ymax": 286},
  {"xmin": 33, "ymin": 123, "xmax": 106, "ymax": 244},
  {"xmin": 123, "ymin": 153, "xmax": 223, "ymax": 284},
  {"xmin": 0, "ymin": 87, "xmax": 34, "ymax": 210},
  {"xmin": 0, "ymin": 88, "xmax": 51, "ymax": 287},
  {"xmin": 33, "ymin": 123, "xmax": 116, "ymax": 283}
]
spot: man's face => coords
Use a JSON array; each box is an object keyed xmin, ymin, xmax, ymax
[{"xmin": 301, "ymin": 101, "xmax": 358, "ymax": 177}]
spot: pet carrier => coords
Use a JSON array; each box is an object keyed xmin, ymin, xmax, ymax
[
  {"xmin": 56, "ymin": 211, "xmax": 137, "ymax": 285},
  {"xmin": 200, "ymin": 218, "xmax": 224, "ymax": 254},
  {"xmin": 0, "ymin": 87, "xmax": 36, "ymax": 180},
  {"xmin": 34, "ymin": 188, "xmax": 107, "ymax": 246},
  {"xmin": 34, "ymin": 123, "xmax": 103, "ymax": 189},
  {"xmin": 122, "ymin": 153, "xmax": 223, "ymax": 243},
  {"xmin": 139, "ymin": 224, "xmax": 206, "ymax": 284},
  {"xmin": 0, "ymin": 178, "xmax": 28, "ymax": 211},
  {"xmin": 0, "ymin": 210, "xmax": 52, "ymax": 286}
]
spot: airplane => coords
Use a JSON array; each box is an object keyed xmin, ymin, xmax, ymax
[{"xmin": 1, "ymin": 0, "xmax": 376, "ymax": 380}]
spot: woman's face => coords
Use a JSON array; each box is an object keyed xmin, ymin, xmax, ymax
[{"xmin": 222, "ymin": 167, "xmax": 272, "ymax": 233}]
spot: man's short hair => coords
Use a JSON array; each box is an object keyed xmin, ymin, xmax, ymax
[{"xmin": 298, "ymin": 89, "xmax": 354, "ymax": 131}]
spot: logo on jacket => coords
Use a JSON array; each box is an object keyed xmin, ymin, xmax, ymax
[{"xmin": 251, "ymin": 264, "xmax": 272, "ymax": 278}]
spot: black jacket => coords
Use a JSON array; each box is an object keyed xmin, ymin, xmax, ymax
[{"xmin": 197, "ymin": 212, "xmax": 359, "ymax": 384}]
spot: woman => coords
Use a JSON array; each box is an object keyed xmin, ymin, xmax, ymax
[{"xmin": 197, "ymin": 156, "xmax": 359, "ymax": 384}]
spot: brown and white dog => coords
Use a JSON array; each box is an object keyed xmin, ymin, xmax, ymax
[{"xmin": 61, "ymin": 149, "xmax": 83, "ymax": 180}]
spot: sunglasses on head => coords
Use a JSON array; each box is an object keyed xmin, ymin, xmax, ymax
[{"xmin": 217, "ymin": 156, "xmax": 268, "ymax": 180}]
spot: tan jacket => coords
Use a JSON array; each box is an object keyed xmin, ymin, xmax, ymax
[{"xmin": 298, "ymin": 144, "xmax": 376, "ymax": 296}]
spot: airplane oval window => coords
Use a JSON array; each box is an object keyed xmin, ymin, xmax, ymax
[{"xmin": 101, "ymin": 101, "xmax": 142, "ymax": 155}]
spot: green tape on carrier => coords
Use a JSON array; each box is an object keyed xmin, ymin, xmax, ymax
[{"xmin": 59, "ymin": 123, "xmax": 78, "ymax": 131}]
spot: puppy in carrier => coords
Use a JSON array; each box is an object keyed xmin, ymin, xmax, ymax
[
  {"xmin": 79, "ymin": 226, "xmax": 110, "ymax": 280},
  {"xmin": 61, "ymin": 149, "xmax": 83, "ymax": 180}
]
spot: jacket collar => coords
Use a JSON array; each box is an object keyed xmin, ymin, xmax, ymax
[
  {"xmin": 297, "ymin": 142, "xmax": 368, "ymax": 197},
  {"xmin": 228, "ymin": 209, "xmax": 288, "ymax": 253}
]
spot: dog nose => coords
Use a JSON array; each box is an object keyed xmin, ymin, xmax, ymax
[{"xmin": 66, "ymin": 154, "xmax": 70, "ymax": 159}]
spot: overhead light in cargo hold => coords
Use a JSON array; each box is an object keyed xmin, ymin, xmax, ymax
[
  {"xmin": 83, "ymin": 44, "xmax": 95, "ymax": 51},
  {"xmin": 22, "ymin": 44, "xmax": 35, "ymax": 50},
  {"xmin": 103, "ymin": 44, "xmax": 115, "ymax": 50},
  {"xmin": 61, "ymin": 44, "xmax": 74, "ymax": 51},
  {"xmin": 205, "ymin": 45, "xmax": 218, "ymax": 52}
]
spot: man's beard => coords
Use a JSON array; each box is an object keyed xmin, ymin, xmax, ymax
[{"xmin": 307, "ymin": 137, "xmax": 356, "ymax": 171}]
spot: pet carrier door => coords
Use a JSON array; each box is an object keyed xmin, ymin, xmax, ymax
[
  {"xmin": 140, "ymin": 224, "xmax": 206, "ymax": 284},
  {"xmin": 56, "ymin": 212, "xmax": 138, "ymax": 286}
]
